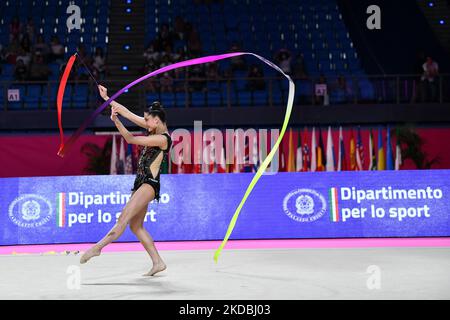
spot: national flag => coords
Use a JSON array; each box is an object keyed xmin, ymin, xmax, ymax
[
  {"xmin": 110, "ymin": 135, "xmax": 117, "ymax": 175},
  {"xmin": 329, "ymin": 187, "xmax": 340, "ymax": 222},
  {"xmin": 259, "ymin": 129, "xmax": 268, "ymax": 172},
  {"xmin": 170, "ymin": 141, "xmax": 184, "ymax": 174},
  {"xmin": 181, "ymin": 136, "xmax": 192, "ymax": 174},
  {"xmin": 377, "ymin": 126, "xmax": 385, "ymax": 170},
  {"xmin": 337, "ymin": 126, "xmax": 347, "ymax": 171},
  {"xmin": 296, "ymin": 129, "xmax": 303, "ymax": 172},
  {"xmin": 326, "ymin": 126, "xmax": 335, "ymax": 171},
  {"xmin": 349, "ymin": 129, "xmax": 356, "ymax": 171},
  {"xmin": 209, "ymin": 142, "xmax": 216, "ymax": 173},
  {"xmin": 175, "ymin": 144, "xmax": 184, "ymax": 173},
  {"xmin": 242, "ymin": 137, "xmax": 251, "ymax": 172},
  {"xmin": 202, "ymin": 141, "xmax": 212, "ymax": 174},
  {"xmin": 311, "ymin": 127, "xmax": 317, "ymax": 172},
  {"xmin": 226, "ymin": 133, "xmax": 233, "ymax": 173},
  {"xmin": 57, "ymin": 192, "xmax": 66, "ymax": 227},
  {"xmin": 117, "ymin": 137, "xmax": 126, "ymax": 174},
  {"xmin": 316, "ymin": 127, "xmax": 326, "ymax": 171},
  {"xmin": 193, "ymin": 147, "xmax": 202, "ymax": 173},
  {"xmin": 279, "ymin": 133, "xmax": 287, "ymax": 172},
  {"xmin": 233, "ymin": 133, "xmax": 243, "ymax": 173},
  {"xmin": 302, "ymin": 145, "xmax": 310, "ymax": 172},
  {"xmin": 268, "ymin": 129, "xmax": 280, "ymax": 173},
  {"xmin": 395, "ymin": 127, "xmax": 402, "ymax": 170},
  {"xmin": 202, "ymin": 139, "xmax": 215, "ymax": 174},
  {"xmin": 386, "ymin": 125, "xmax": 394, "ymax": 170},
  {"xmin": 125, "ymin": 143, "xmax": 133, "ymax": 174},
  {"xmin": 368, "ymin": 129, "xmax": 377, "ymax": 170},
  {"xmin": 251, "ymin": 132, "xmax": 259, "ymax": 172},
  {"xmin": 287, "ymin": 128, "xmax": 296, "ymax": 172},
  {"xmin": 355, "ymin": 126, "xmax": 365, "ymax": 171},
  {"xmin": 302, "ymin": 127, "xmax": 310, "ymax": 172},
  {"xmin": 218, "ymin": 137, "xmax": 227, "ymax": 173},
  {"xmin": 132, "ymin": 144, "xmax": 141, "ymax": 174}
]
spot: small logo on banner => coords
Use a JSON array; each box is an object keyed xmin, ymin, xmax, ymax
[
  {"xmin": 8, "ymin": 194, "xmax": 53, "ymax": 228},
  {"xmin": 283, "ymin": 189, "xmax": 326, "ymax": 222},
  {"xmin": 58, "ymin": 193, "xmax": 66, "ymax": 227},
  {"xmin": 329, "ymin": 187, "xmax": 340, "ymax": 222}
]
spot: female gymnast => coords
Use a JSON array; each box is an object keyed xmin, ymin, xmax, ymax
[{"xmin": 80, "ymin": 85, "xmax": 172, "ymax": 277}]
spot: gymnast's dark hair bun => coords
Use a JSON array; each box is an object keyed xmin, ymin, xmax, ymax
[{"xmin": 146, "ymin": 101, "xmax": 166, "ymax": 123}]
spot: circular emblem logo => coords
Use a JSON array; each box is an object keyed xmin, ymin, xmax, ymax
[
  {"xmin": 8, "ymin": 194, "xmax": 53, "ymax": 228},
  {"xmin": 283, "ymin": 189, "xmax": 327, "ymax": 222}
]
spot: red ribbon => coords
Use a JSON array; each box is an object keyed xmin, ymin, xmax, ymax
[{"xmin": 56, "ymin": 54, "xmax": 76, "ymax": 157}]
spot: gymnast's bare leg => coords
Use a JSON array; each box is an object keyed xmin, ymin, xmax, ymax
[
  {"xmin": 129, "ymin": 190, "xmax": 166, "ymax": 276},
  {"xmin": 79, "ymin": 184, "xmax": 155, "ymax": 265}
]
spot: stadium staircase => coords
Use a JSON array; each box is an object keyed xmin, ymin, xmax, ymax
[{"xmin": 106, "ymin": 0, "xmax": 146, "ymax": 114}]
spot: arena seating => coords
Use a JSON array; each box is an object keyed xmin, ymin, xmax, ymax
[
  {"xmin": 0, "ymin": 0, "xmax": 109, "ymax": 109},
  {"xmin": 144, "ymin": 0, "xmax": 374, "ymax": 107}
]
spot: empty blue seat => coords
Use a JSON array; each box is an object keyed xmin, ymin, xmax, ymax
[
  {"xmin": 72, "ymin": 84, "xmax": 89, "ymax": 108},
  {"xmin": 48, "ymin": 63, "xmax": 60, "ymax": 80},
  {"xmin": 159, "ymin": 92, "xmax": 175, "ymax": 107},
  {"xmin": 234, "ymin": 79, "xmax": 247, "ymax": 91},
  {"xmin": 41, "ymin": 84, "xmax": 58, "ymax": 105},
  {"xmin": 237, "ymin": 91, "xmax": 252, "ymax": 106},
  {"xmin": 296, "ymin": 80, "xmax": 313, "ymax": 97},
  {"xmin": 330, "ymin": 90, "xmax": 346, "ymax": 104},
  {"xmin": 24, "ymin": 85, "xmax": 42, "ymax": 109},
  {"xmin": 359, "ymin": 79, "xmax": 375, "ymax": 101},
  {"xmin": 252, "ymin": 91, "xmax": 267, "ymax": 106},
  {"xmin": 0, "ymin": 86, "xmax": 4, "ymax": 104},
  {"xmin": 270, "ymin": 89, "xmax": 285, "ymax": 106},
  {"xmin": 191, "ymin": 92, "xmax": 205, "ymax": 107},
  {"xmin": 206, "ymin": 91, "xmax": 222, "ymax": 107},
  {"xmin": 175, "ymin": 92, "xmax": 187, "ymax": 107},
  {"xmin": 2, "ymin": 64, "xmax": 14, "ymax": 78}
]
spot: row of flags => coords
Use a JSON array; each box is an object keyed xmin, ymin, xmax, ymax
[
  {"xmin": 110, "ymin": 135, "xmax": 134, "ymax": 175},
  {"xmin": 285, "ymin": 125, "xmax": 402, "ymax": 172},
  {"xmin": 109, "ymin": 125, "xmax": 403, "ymax": 175}
]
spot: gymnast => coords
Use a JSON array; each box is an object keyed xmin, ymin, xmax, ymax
[{"xmin": 80, "ymin": 85, "xmax": 172, "ymax": 276}]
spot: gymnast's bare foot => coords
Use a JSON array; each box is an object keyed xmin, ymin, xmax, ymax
[
  {"xmin": 143, "ymin": 261, "xmax": 166, "ymax": 276},
  {"xmin": 79, "ymin": 246, "xmax": 101, "ymax": 264}
]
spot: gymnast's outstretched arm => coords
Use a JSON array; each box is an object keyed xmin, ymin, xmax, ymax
[
  {"xmin": 98, "ymin": 85, "xmax": 148, "ymax": 129},
  {"xmin": 110, "ymin": 111, "xmax": 166, "ymax": 148}
]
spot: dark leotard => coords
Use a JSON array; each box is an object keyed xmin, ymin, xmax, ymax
[{"xmin": 131, "ymin": 132, "xmax": 172, "ymax": 201}]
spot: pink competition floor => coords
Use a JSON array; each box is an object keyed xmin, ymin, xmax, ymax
[{"xmin": 1, "ymin": 238, "xmax": 449, "ymax": 255}]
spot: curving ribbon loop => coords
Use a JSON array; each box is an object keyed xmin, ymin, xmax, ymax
[
  {"xmin": 56, "ymin": 53, "xmax": 77, "ymax": 155},
  {"xmin": 56, "ymin": 52, "xmax": 295, "ymax": 262}
]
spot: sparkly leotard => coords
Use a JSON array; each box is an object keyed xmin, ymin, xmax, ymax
[{"xmin": 131, "ymin": 132, "xmax": 172, "ymax": 201}]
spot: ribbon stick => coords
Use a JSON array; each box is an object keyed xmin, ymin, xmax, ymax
[
  {"xmin": 56, "ymin": 53, "xmax": 77, "ymax": 156},
  {"xmin": 56, "ymin": 52, "xmax": 295, "ymax": 263}
]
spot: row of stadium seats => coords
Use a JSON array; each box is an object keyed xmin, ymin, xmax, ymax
[
  {"xmin": 1, "ymin": 76, "xmax": 378, "ymax": 109},
  {"xmin": 145, "ymin": 0, "xmax": 367, "ymax": 78},
  {"xmin": 0, "ymin": 0, "xmax": 110, "ymax": 56},
  {"xmin": 1, "ymin": 83, "xmax": 95, "ymax": 109}
]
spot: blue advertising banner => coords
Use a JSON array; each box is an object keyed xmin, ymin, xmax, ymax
[{"xmin": 1, "ymin": 170, "xmax": 449, "ymax": 246}]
